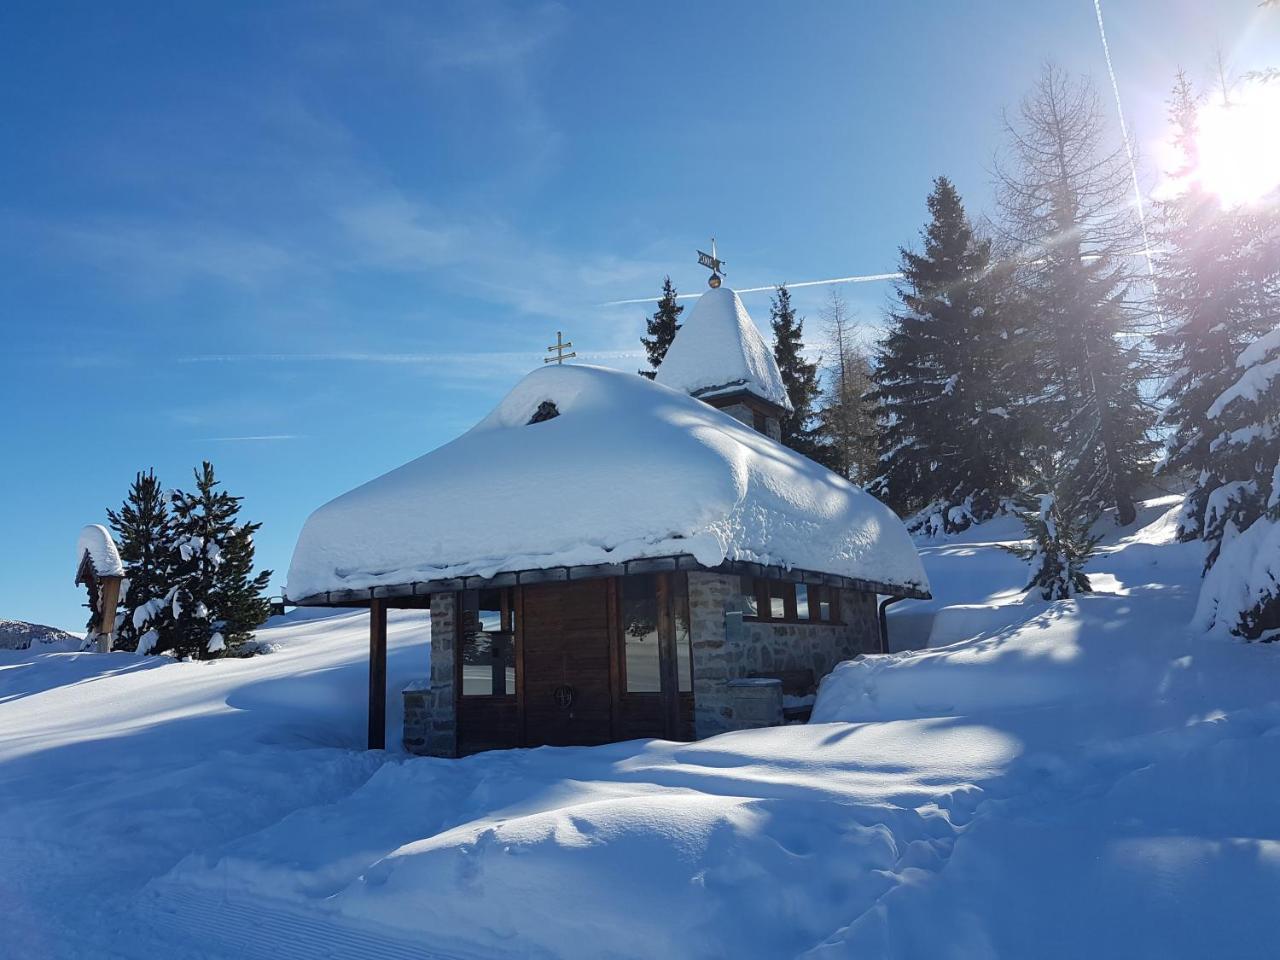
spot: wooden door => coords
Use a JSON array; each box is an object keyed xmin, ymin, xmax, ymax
[{"xmin": 520, "ymin": 580, "xmax": 614, "ymax": 747}]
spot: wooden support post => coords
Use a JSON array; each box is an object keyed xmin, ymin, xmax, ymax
[
  {"xmin": 368, "ymin": 599, "xmax": 388, "ymax": 750},
  {"xmin": 98, "ymin": 575, "xmax": 122, "ymax": 654},
  {"xmin": 656, "ymin": 573, "xmax": 680, "ymax": 740}
]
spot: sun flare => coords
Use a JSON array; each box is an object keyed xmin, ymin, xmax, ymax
[{"xmin": 1192, "ymin": 80, "xmax": 1280, "ymax": 208}]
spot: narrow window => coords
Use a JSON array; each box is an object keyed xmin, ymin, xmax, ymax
[
  {"xmin": 739, "ymin": 575, "xmax": 759, "ymax": 617},
  {"xmin": 461, "ymin": 588, "xmax": 515, "ymax": 696},
  {"xmin": 795, "ymin": 583, "xmax": 811, "ymax": 620},
  {"xmin": 752, "ymin": 409, "xmax": 768, "ymax": 433},
  {"xmin": 622, "ymin": 574, "xmax": 661, "ymax": 692},
  {"xmin": 823, "ymin": 587, "xmax": 839, "ymax": 622},
  {"xmin": 767, "ymin": 581, "xmax": 793, "ymax": 620}
]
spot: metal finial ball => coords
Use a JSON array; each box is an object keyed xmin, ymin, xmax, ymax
[{"xmin": 708, "ymin": 273, "xmax": 722, "ymax": 288}]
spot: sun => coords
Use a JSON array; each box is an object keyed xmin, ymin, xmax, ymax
[{"xmin": 1192, "ymin": 79, "xmax": 1280, "ymax": 208}]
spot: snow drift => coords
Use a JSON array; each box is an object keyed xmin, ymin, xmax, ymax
[{"xmin": 287, "ymin": 363, "xmax": 925, "ymax": 601}]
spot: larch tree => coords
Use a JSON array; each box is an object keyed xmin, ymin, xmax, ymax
[
  {"xmin": 869, "ymin": 176, "xmax": 1029, "ymax": 533},
  {"xmin": 995, "ymin": 66, "xmax": 1157, "ymax": 527},
  {"xmin": 639, "ymin": 276, "xmax": 683, "ymax": 379},
  {"xmin": 106, "ymin": 470, "xmax": 174, "ymax": 653},
  {"xmin": 817, "ymin": 290, "xmax": 879, "ymax": 484}
]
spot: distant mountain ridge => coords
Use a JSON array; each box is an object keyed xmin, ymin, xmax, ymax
[{"xmin": 0, "ymin": 619, "xmax": 83, "ymax": 651}]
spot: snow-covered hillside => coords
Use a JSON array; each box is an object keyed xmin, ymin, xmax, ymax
[{"xmin": 2, "ymin": 497, "xmax": 1278, "ymax": 959}]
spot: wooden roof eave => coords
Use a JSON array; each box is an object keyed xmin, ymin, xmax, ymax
[{"xmin": 286, "ymin": 555, "xmax": 931, "ymax": 608}]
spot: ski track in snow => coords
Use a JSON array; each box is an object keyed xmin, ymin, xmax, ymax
[{"xmin": 2, "ymin": 497, "xmax": 1280, "ymax": 958}]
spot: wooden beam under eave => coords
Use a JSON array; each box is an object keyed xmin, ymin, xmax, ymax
[{"xmin": 368, "ymin": 599, "xmax": 388, "ymax": 750}]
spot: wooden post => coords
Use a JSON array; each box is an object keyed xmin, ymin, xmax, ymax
[
  {"xmin": 98, "ymin": 575, "xmax": 122, "ymax": 654},
  {"xmin": 656, "ymin": 573, "xmax": 680, "ymax": 740},
  {"xmin": 368, "ymin": 599, "xmax": 388, "ymax": 750}
]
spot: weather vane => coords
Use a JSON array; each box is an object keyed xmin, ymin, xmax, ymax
[
  {"xmin": 697, "ymin": 238, "xmax": 726, "ymax": 288},
  {"xmin": 544, "ymin": 330, "xmax": 577, "ymax": 365}
]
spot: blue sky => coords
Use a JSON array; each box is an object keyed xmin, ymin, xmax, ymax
[{"xmin": 2, "ymin": 1, "xmax": 1275, "ymax": 630}]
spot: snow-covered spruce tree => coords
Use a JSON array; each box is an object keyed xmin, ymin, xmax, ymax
[
  {"xmin": 770, "ymin": 284, "xmax": 833, "ymax": 465},
  {"xmin": 1195, "ymin": 318, "xmax": 1280, "ymax": 640},
  {"xmin": 1153, "ymin": 74, "xmax": 1274, "ymax": 551},
  {"xmin": 868, "ymin": 176, "xmax": 1029, "ymax": 533},
  {"xmin": 639, "ymin": 276, "xmax": 683, "ymax": 379},
  {"xmin": 996, "ymin": 66, "xmax": 1158, "ymax": 527},
  {"xmin": 210, "ymin": 513, "xmax": 273, "ymax": 650},
  {"xmin": 168, "ymin": 462, "xmax": 272, "ymax": 659},
  {"xmin": 817, "ymin": 290, "xmax": 880, "ymax": 484},
  {"xmin": 1005, "ymin": 471, "xmax": 1102, "ymax": 600},
  {"xmin": 106, "ymin": 469, "xmax": 174, "ymax": 653}
]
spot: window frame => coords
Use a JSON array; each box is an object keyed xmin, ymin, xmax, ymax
[
  {"xmin": 741, "ymin": 577, "xmax": 843, "ymax": 625},
  {"xmin": 457, "ymin": 586, "xmax": 518, "ymax": 699}
]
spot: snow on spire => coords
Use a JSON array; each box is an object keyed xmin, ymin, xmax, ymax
[{"xmin": 655, "ymin": 284, "xmax": 792, "ymax": 411}]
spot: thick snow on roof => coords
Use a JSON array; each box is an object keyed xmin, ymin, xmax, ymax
[
  {"xmin": 76, "ymin": 524, "xmax": 124, "ymax": 579},
  {"xmin": 655, "ymin": 285, "xmax": 793, "ymax": 411},
  {"xmin": 287, "ymin": 364, "xmax": 925, "ymax": 600}
]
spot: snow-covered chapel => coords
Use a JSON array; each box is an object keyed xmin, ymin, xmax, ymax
[{"xmin": 286, "ymin": 279, "xmax": 929, "ymax": 756}]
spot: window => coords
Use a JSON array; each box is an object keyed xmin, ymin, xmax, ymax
[
  {"xmin": 741, "ymin": 578, "xmax": 842, "ymax": 624},
  {"xmin": 460, "ymin": 588, "xmax": 516, "ymax": 696},
  {"xmin": 527, "ymin": 400, "xmax": 560, "ymax": 424},
  {"xmin": 752, "ymin": 409, "xmax": 768, "ymax": 433},
  {"xmin": 622, "ymin": 573, "xmax": 693, "ymax": 694},
  {"xmin": 622, "ymin": 574, "xmax": 660, "ymax": 692}
]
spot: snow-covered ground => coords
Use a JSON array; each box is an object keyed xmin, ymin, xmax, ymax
[{"xmin": 2, "ymin": 496, "xmax": 1279, "ymax": 958}]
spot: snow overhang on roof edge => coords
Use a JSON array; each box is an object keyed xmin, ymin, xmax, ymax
[{"xmin": 285, "ymin": 554, "xmax": 931, "ymax": 608}]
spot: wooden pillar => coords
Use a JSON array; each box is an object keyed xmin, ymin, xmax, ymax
[
  {"xmin": 656, "ymin": 573, "xmax": 680, "ymax": 740},
  {"xmin": 368, "ymin": 599, "xmax": 388, "ymax": 750},
  {"xmin": 97, "ymin": 575, "xmax": 122, "ymax": 654}
]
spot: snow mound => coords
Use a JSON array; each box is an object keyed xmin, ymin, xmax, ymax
[
  {"xmin": 287, "ymin": 363, "xmax": 925, "ymax": 600},
  {"xmin": 655, "ymin": 285, "xmax": 792, "ymax": 410},
  {"xmin": 75, "ymin": 524, "xmax": 123, "ymax": 578}
]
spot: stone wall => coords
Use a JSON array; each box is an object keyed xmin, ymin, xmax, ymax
[
  {"xmin": 687, "ymin": 571, "xmax": 880, "ymax": 738},
  {"xmin": 403, "ymin": 592, "xmax": 458, "ymax": 758},
  {"xmin": 717, "ymin": 401, "xmax": 782, "ymax": 443}
]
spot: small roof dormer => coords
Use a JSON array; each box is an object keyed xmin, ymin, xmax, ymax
[{"xmin": 655, "ymin": 284, "xmax": 792, "ymax": 438}]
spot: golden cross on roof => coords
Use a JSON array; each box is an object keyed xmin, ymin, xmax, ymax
[
  {"xmin": 544, "ymin": 330, "xmax": 577, "ymax": 365},
  {"xmin": 697, "ymin": 238, "xmax": 726, "ymax": 288}
]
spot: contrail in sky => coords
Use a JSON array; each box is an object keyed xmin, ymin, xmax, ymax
[
  {"xmin": 1093, "ymin": 0, "xmax": 1159, "ymax": 293},
  {"xmin": 602, "ymin": 271, "xmax": 903, "ymax": 305}
]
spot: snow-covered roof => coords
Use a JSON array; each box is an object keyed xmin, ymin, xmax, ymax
[
  {"xmin": 76, "ymin": 524, "xmax": 124, "ymax": 580},
  {"xmin": 287, "ymin": 364, "xmax": 927, "ymax": 602},
  {"xmin": 655, "ymin": 285, "xmax": 793, "ymax": 411}
]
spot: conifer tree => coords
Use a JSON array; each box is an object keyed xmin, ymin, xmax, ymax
[
  {"xmin": 1153, "ymin": 74, "xmax": 1272, "ymax": 549},
  {"xmin": 107, "ymin": 470, "xmax": 173, "ymax": 653},
  {"xmin": 168, "ymin": 462, "xmax": 272, "ymax": 659},
  {"xmin": 868, "ymin": 176, "xmax": 1029, "ymax": 532},
  {"xmin": 769, "ymin": 284, "xmax": 830, "ymax": 464},
  {"xmin": 1194, "ymin": 320, "xmax": 1280, "ymax": 639},
  {"xmin": 1005, "ymin": 473, "xmax": 1102, "ymax": 601},
  {"xmin": 995, "ymin": 66, "xmax": 1158, "ymax": 527},
  {"xmin": 639, "ymin": 276, "xmax": 683, "ymax": 378}
]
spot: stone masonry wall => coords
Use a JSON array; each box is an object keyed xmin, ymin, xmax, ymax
[
  {"xmin": 687, "ymin": 571, "xmax": 880, "ymax": 738},
  {"xmin": 718, "ymin": 401, "xmax": 782, "ymax": 443},
  {"xmin": 403, "ymin": 592, "xmax": 457, "ymax": 757}
]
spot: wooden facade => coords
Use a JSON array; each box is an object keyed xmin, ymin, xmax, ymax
[{"xmin": 453, "ymin": 573, "xmax": 694, "ymax": 754}]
